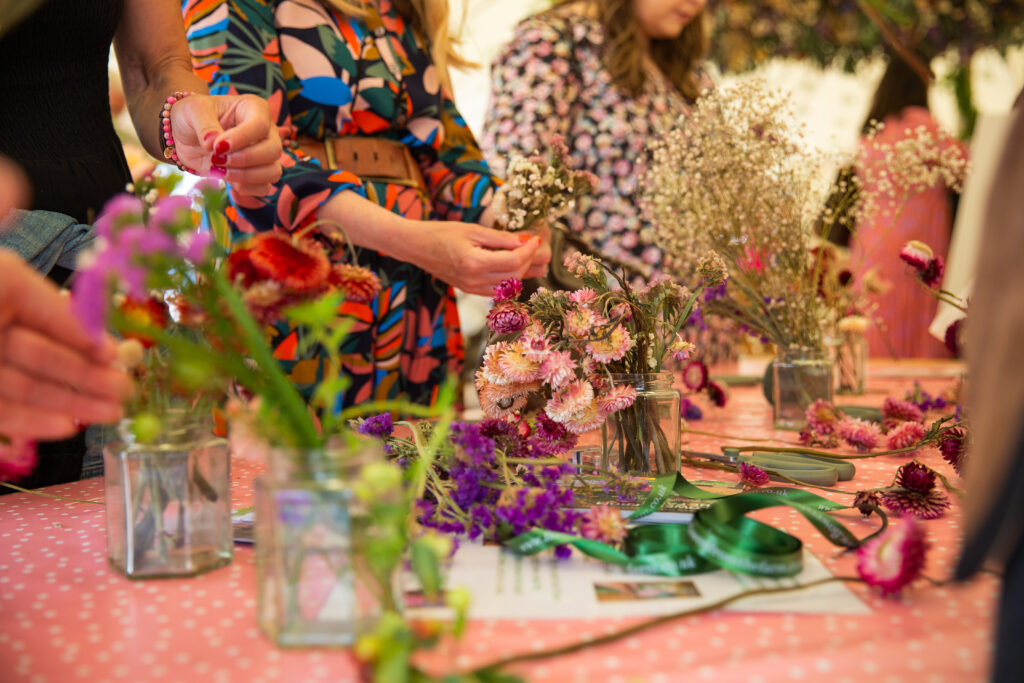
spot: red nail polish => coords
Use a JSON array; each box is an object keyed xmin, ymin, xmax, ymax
[
  {"xmin": 215, "ymin": 140, "xmax": 230, "ymax": 154},
  {"xmin": 517, "ymin": 234, "xmax": 532, "ymax": 243},
  {"xmin": 211, "ymin": 153, "xmax": 228, "ymax": 165},
  {"xmin": 203, "ymin": 132, "xmax": 218, "ymax": 144}
]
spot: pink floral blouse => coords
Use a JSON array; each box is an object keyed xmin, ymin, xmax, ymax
[{"xmin": 482, "ymin": 5, "xmax": 711, "ymax": 280}]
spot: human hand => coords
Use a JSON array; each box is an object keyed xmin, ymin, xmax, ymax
[
  {"xmin": 408, "ymin": 222, "xmax": 544, "ymax": 296},
  {"xmin": 0, "ymin": 252, "xmax": 133, "ymax": 441},
  {"xmin": 522, "ymin": 220, "xmax": 552, "ymax": 279},
  {"xmin": 0, "ymin": 155, "xmax": 29, "ymax": 224},
  {"xmin": 170, "ymin": 94, "xmax": 282, "ymax": 196}
]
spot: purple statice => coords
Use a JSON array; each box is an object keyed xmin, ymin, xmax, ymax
[
  {"xmin": 450, "ymin": 421, "xmax": 496, "ymax": 464},
  {"xmin": 479, "ymin": 419, "xmax": 529, "ymax": 460},
  {"xmin": 276, "ymin": 489, "xmax": 315, "ymax": 527},
  {"xmin": 448, "ymin": 460, "xmax": 499, "ymax": 510},
  {"xmin": 358, "ymin": 413, "xmax": 394, "ymax": 439},
  {"xmin": 680, "ymin": 398, "xmax": 703, "ymax": 420},
  {"xmin": 904, "ymin": 382, "xmax": 948, "ymax": 412}
]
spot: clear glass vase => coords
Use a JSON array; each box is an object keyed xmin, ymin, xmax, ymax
[
  {"xmin": 832, "ymin": 331, "xmax": 867, "ymax": 395},
  {"xmin": 255, "ymin": 445, "xmax": 389, "ymax": 647},
  {"xmin": 772, "ymin": 348, "xmax": 833, "ymax": 430},
  {"xmin": 103, "ymin": 414, "xmax": 232, "ymax": 578},
  {"xmin": 599, "ymin": 372, "xmax": 681, "ymax": 476}
]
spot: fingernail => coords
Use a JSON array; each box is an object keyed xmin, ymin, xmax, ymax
[
  {"xmin": 203, "ymin": 132, "xmax": 218, "ymax": 144},
  {"xmin": 215, "ymin": 140, "xmax": 230, "ymax": 154},
  {"xmin": 210, "ymin": 166, "xmax": 227, "ymax": 179},
  {"xmin": 211, "ymin": 153, "xmax": 228, "ymax": 165},
  {"xmin": 517, "ymin": 234, "xmax": 532, "ymax": 243}
]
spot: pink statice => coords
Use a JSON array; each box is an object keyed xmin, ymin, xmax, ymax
[
  {"xmin": 496, "ymin": 343, "xmax": 541, "ymax": 383},
  {"xmin": 837, "ymin": 417, "xmax": 882, "ymax": 452},
  {"xmin": 492, "ymin": 278, "xmax": 523, "ymax": 303},
  {"xmin": 806, "ymin": 399, "xmax": 843, "ymax": 436},
  {"xmin": 886, "ymin": 421, "xmax": 926, "ymax": 451},
  {"xmin": 0, "ymin": 439, "xmax": 37, "ymax": 482},
  {"xmin": 739, "ymin": 462, "xmax": 770, "ymax": 488},
  {"xmin": 486, "ymin": 301, "xmax": 529, "ymax": 335},
  {"xmin": 538, "ymin": 350, "xmax": 576, "ymax": 390},
  {"xmin": 681, "ymin": 360, "xmax": 709, "ymax": 391},
  {"xmin": 586, "ymin": 324, "xmax": 633, "ymax": 363},
  {"xmin": 938, "ymin": 426, "xmax": 966, "ymax": 475},
  {"xmin": 581, "ymin": 505, "xmax": 628, "ymax": 547},
  {"xmin": 882, "ymin": 397, "xmax": 924, "ymax": 424},
  {"xmin": 857, "ymin": 515, "xmax": 928, "ymax": 597},
  {"xmin": 595, "ymin": 384, "xmax": 638, "ymax": 414}
]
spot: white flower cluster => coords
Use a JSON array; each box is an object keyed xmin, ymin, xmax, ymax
[{"xmin": 497, "ymin": 138, "xmax": 597, "ymax": 232}]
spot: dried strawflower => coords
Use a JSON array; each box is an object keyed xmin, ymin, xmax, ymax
[
  {"xmin": 330, "ymin": 263, "xmax": 382, "ymax": 304},
  {"xmin": 885, "ymin": 421, "xmax": 926, "ymax": 451},
  {"xmin": 856, "ymin": 515, "xmax": 928, "ymax": 597},
  {"xmin": 899, "ymin": 240, "xmax": 934, "ymax": 270},
  {"xmin": 880, "ymin": 462, "xmax": 951, "ymax": 520},
  {"xmin": 580, "ymin": 504, "xmax": 629, "ymax": 547},
  {"xmin": 739, "ymin": 462, "xmax": 770, "ymax": 488},
  {"xmin": 853, "ymin": 489, "xmax": 881, "ymax": 517},
  {"xmin": 882, "ymin": 397, "xmax": 924, "ymax": 424},
  {"xmin": 486, "ymin": 301, "xmax": 530, "ymax": 335},
  {"xmin": 706, "ymin": 380, "xmax": 728, "ymax": 408},
  {"xmin": 681, "ymin": 360, "xmax": 709, "ymax": 391},
  {"xmin": 938, "ymin": 426, "xmax": 967, "ymax": 475},
  {"xmin": 836, "ymin": 417, "xmax": 881, "ymax": 452},
  {"xmin": 805, "ymin": 399, "xmax": 843, "ymax": 436},
  {"xmin": 492, "ymin": 278, "xmax": 523, "ymax": 303}
]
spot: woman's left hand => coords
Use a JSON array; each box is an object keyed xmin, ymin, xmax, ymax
[
  {"xmin": 523, "ymin": 220, "xmax": 552, "ymax": 279},
  {"xmin": 170, "ymin": 94, "xmax": 282, "ymax": 196}
]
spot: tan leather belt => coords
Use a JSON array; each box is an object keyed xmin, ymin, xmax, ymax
[{"xmin": 296, "ymin": 135, "xmax": 427, "ymax": 192}]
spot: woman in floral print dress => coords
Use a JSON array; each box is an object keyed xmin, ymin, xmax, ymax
[
  {"xmin": 182, "ymin": 0, "xmax": 548, "ymax": 408},
  {"xmin": 482, "ymin": 0, "xmax": 710, "ymax": 284}
]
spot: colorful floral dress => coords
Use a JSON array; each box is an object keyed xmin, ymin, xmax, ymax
[
  {"xmin": 183, "ymin": 0, "xmax": 499, "ymax": 407},
  {"xmin": 481, "ymin": 5, "xmax": 710, "ymax": 281}
]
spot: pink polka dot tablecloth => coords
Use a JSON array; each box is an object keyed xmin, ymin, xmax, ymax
[{"xmin": 0, "ymin": 361, "xmax": 999, "ymax": 682}]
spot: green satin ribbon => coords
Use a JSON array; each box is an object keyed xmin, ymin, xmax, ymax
[{"xmin": 505, "ymin": 473, "xmax": 877, "ymax": 578}]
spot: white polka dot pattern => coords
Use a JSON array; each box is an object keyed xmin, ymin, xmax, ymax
[{"xmin": 0, "ymin": 362, "xmax": 996, "ymax": 681}]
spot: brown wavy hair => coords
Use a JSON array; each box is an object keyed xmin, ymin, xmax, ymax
[
  {"xmin": 322, "ymin": 0, "xmax": 473, "ymax": 90},
  {"xmin": 556, "ymin": 0, "xmax": 707, "ymax": 99}
]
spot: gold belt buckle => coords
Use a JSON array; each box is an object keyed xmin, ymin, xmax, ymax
[{"xmin": 323, "ymin": 134, "xmax": 339, "ymax": 171}]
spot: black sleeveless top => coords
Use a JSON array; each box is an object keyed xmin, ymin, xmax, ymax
[{"xmin": 0, "ymin": 0, "xmax": 130, "ymax": 225}]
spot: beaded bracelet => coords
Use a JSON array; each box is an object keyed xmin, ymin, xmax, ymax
[{"xmin": 161, "ymin": 91, "xmax": 197, "ymax": 174}]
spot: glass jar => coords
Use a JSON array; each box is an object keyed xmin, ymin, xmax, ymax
[
  {"xmin": 103, "ymin": 414, "xmax": 232, "ymax": 578},
  {"xmin": 771, "ymin": 348, "xmax": 833, "ymax": 430},
  {"xmin": 600, "ymin": 372, "xmax": 681, "ymax": 476},
  {"xmin": 832, "ymin": 331, "xmax": 867, "ymax": 395},
  {"xmin": 255, "ymin": 444, "xmax": 389, "ymax": 647}
]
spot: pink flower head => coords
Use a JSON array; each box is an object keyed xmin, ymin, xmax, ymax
[
  {"xmin": 487, "ymin": 301, "xmax": 530, "ymax": 335},
  {"xmin": 805, "ymin": 399, "xmax": 843, "ymax": 436},
  {"xmin": 520, "ymin": 324, "xmax": 552, "ymax": 363},
  {"xmin": 586, "ymin": 324, "xmax": 633, "ymax": 363},
  {"xmin": 564, "ymin": 305, "xmax": 605, "ymax": 339},
  {"xmin": 492, "ymin": 278, "xmax": 523, "ymax": 303},
  {"xmin": 920, "ymin": 256, "xmax": 945, "ymax": 289},
  {"xmin": 595, "ymin": 383, "xmax": 637, "ymax": 414},
  {"xmin": 609, "ymin": 301, "xmax": 633, "ymax": 322},
  {"xmin": 0, "ymin": 439, "xmax": 37, "ymax": 482},
  {"xmin": 853, "ymin": 489, "xmax": 881, "ymax": 517},
  {"xmin": 899, "ymin": 240, "xmax": 934, "ymax": 271},
  {"xmin": 330, "ymin": 263, "xmax": 382, "ymax": 304},
  {"xmin": 681, "ymin": 361, "xmax": 709, "ymax": 391},
  {"xmin": 480, "ymin": 342, "xmax": 513, "ymax": 386},
  {"xmin": 882, "ymin": 397, "xmax": 924, "ymax": 424},
  {"xmin": 837, "ymin": 418, "xmax": 882, "ymax": 452},
  {"xmin": 856, "ymin": 515, "xmax": 928, "ymax": 597},
  {"xmin": 568, "ymin": 288, "xmax": 598, "ymax": 305},
  {"xmin": 881, "ymin": 461, "xmax": 951, "ymax": 519},
  {"xmin": 563, "ymin": 251, "xmax": 602, "ymax": 278},
  {"xmin": 545, "ymin": 379, "xmax": 596, "ymax": 424},
  {"xmin": 938, "ymin": 426, "xmax": 966, "ymax": 475},
  {"xmin": 886, "ymin": 421, "xmax": 926, "ymax": 451},
  {"xmin": 581, "ymin": 504, "xmax": 628, "ymax": 546},
  {"xmin": 496, "ymin": 343, "xmax": 541, "ymax": 383},
  {"xmin": 668, "ymin": 336, "xmax": 695, "ymax": 363},
  {"xmin": 476, "ymin": 378, "xmax": 538, "ymax": 419},
  {"xmin": 561, "ymin": 400, "xmax": 605, "ymax": 434},
  {"xmin": 538, "ymin": 349, "xmax": 576, "ymax": 390},
  {"xmin": 739, "ymin": 462, "xmax": 770, "ymax": 488}
]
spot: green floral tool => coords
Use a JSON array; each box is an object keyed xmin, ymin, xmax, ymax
[{"xmin": 683, "ymin": 447, "xmax": 856, "ymax": 487}]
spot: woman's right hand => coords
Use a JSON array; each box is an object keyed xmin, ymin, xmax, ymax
[{"xmin": 408, "ymin": 221, "xmax": 545, "ymax": 296}]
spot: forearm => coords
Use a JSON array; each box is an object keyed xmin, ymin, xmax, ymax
[
  {"xmin": 317, "ymin": 191, "xmax": 424, "ymax": 262},
  {"xmin": 114, "ymin": 0, "xmax": 210, "ymax": 160}
]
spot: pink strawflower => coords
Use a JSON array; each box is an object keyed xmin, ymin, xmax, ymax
[
  {"xmin": 496, "ymin": 343, "xmax": 541, "ymax": 383},
  {"xmin": 519, "ymin": 322, "xmax": 551, "ymax": 363},
  {"xmin": 856, "ymin": 515, "xmax": 928, "ymax": 597},
  {"xmin": 806, "ymin": 399, "xmax": 843, "ymax": 436},
  {"xmin": 682, "ymin": 361, "xmax": 709, "ymax": 391},
  {"xmin": 668, "ymin": 336, "xmax": 696, "ymax": 363},
  {"xmin": 595, "ymin": 384, "xmax": 638, "ymax": 414},
  {"xmin": 568, "ymin": 288, "xmax": 598, "ymax": 305},
  {"xmin": 561, "ymin": 400, "xmax": 606, "ymax": 435},
  {"xmin": 479, "ymin": 342, "xmax": 513, "ymax": 386},
  {"xmin": 609, "ymin": 302, "xmax": 633, "ymax": 322},
  {"xmin": 476, "ymin": 378, "xmax": 538, "ymax": 419},
  {"xmin": 581, "ymin": 504, "xmax": 628, "ymax": 546},
  {"xmin": 799, "ymin": 427, "xmax": 839, "ymax": 448},
  {"xmin": 899, "ymin": 240, "xmax": 934, "ymax": 270},
  {"xmin": 882, "ymin": 397, "xmax": 924, "ymax": 424},
  {"xmin": 564, "ymin": 251, "xmax": 601, "ymax": 278},
  {"xmin": 538, "ymin": 349, "xmax": 576, "ymax": 390},
  {"xmin": 486, "ymin": 301, "xmax": 529, "ymax": 335},
  {"xmin": 564, "ymin": 305, "xmax": 605, "ymax": 339},
  {"xmin": 492, "ymin": 278, "xmax": 523, "ymax": 303},
  {"xmin": 0, "ymin": 439, "xmax": 37, "ymax": 482},
  {"xmin": 837, "ymin": 417, "xmax": 882, "ymax": 452},
  {"xmin": 739, "ymin": 462, "xmax": 770, "ymax": 488},
  {"xmin": 938, "ymin": 426, "xmax": 967, "ymax": 475},
  {"xmin": 886, "ymin": 421, "xmax": 926, "ymax": 451},
  {"xmin": 545, "ymin": 380, "xmax": 596, "ymax": 423},
  {"xmin": 586, "ymin": 324, "xmax": 633, "ymax": 363},
  {"xmin": 330, "ymin": 263, "xmax": 382, "ymax": 304}
]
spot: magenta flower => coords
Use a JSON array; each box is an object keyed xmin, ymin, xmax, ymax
[
  {"xmin": 0, "ymin": 439, "xmax": 37, "ymax": 483},
  {"xmin": 806, "ymin": 399, "xmax": 843, "ymax": 436},
  {"xmin": 886, "ymin": 421, "xmax": 926, "ymax": 451},
  {"xmin": 492, "ymin": 278, "xmax": 523, "ymax": 303},
  {"xmin": 899, "ymin": 240, "xmax": 933, "ymax": 271},
  {"xmin": 857, "ymin": 515, "xmax": 928, "ymax": 597},
  {"xmin": 853, "ymin": 489, "xmax": 881, "ymax": 517},
  {"xmin": 682, "ymin": 361, "xmax": 709, "ymax": 391},
  {"xmin": 920, "ymin": 257, "xmax": 945, "ymax": 289},
  {"xmin": 486, "ymin": 301, "xmax": 530, "ymax": 335},
  {"xmin": 880, "ymin": 461, "xmax": 951, "ymax": 519},
  {"xmin": 837, "ymin": 417, "xmax": 882, "ymax": 452},
  {"xmin": 706, "ymin": 381, "xmax": 728, "ymax": 407},
  {"xmin": 580, "ymin": 504, "xmax": 628, "ymax": 546},
  {"xmin": 739, "ymin": 462, "xmax": 770, "ymax": 488},
  {"xmin": 538, "ymin": 350, "xmax": 576, "ymax": 390},
  {"xmin": 938, "ymin": 426, "xmax": 966, "ymax": 475},
  {"xmin": 882, "ymin": 397, "xmax": 924, "ymax": 424}
]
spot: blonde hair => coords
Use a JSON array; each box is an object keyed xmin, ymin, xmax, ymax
[
  {"xmin": 321, "ymin": 0, "xmax": 473, "ymax": 91},
  {"xmin": 555, "ymin": 0, "xmax": 707, "ymax": 99}
]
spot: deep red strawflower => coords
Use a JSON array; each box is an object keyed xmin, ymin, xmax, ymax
[
  {"xmin": 706, "ymin": 380, "xmax": 728, "ymax": 407},
  {"xmin": 920, "ymin": 257, "xmax": 945, "ymax": 289},
  {"xmin": 226, "ymin": 248, "xmax": 262, "ymax": 287},
  {"xmin": 682, "ymin": 360, "xmax": 709, "ymax": 391},
  {"xmin": 492, "ymin": 278, "xmax": 523, "ymax": 303},
  {"xmin": 853, "ymin": 490, "xmax": 881, "ymax": 517},
  {"xmin": 896, "ymin": 461, "xmax": 935, "ymax": 493},
  {"xmin": 118, "ymin": 296, "xmax": 170, "ymax": 349},
  {"xmin": 247, "ymin": 232, "xmax": 330, "ymax": 293},
  {"xmin": 938, "ymin": 427, "xmax": 967, "ymax": 475},
  {"xmin": 857, "ymin": 515, "xmax": 928, "ymax": 597},
  {"xmin": 881, "ymin": 462, "xmax": 950, "ymax": 519},
  {"xmin": 899, "ymin": 241, "xmax": 933, "ymax": 271},
  {"xmin": 944, "ymin": 319, "xmax": 962, "ymax": 356}
]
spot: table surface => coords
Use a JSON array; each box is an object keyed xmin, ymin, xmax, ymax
[{"xmin": 0, "ymin": 360, "xmax": 997, "ymax": 683}]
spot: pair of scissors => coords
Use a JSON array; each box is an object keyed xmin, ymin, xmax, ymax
[{"xmin": 682, "ymin": 447, "xmax": 855, "ymax": 487}]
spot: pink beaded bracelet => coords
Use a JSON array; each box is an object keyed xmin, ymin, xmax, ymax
[{"xmin": 161, "ymin": 91, "xmax": 197, "ymax": 174}]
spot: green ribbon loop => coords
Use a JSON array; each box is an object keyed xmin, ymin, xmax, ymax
[{"xmin": 505, "ymin": 472, "xmax": 871, "ymax": 578}]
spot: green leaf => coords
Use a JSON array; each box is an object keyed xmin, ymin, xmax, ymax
[
  {"xmin": 410, "ymin": 538, "xmax": 443, "ymax": 600},
  {"xmin": 284, "ymin": 292, "xmax": 344, "ymax": 327}
]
